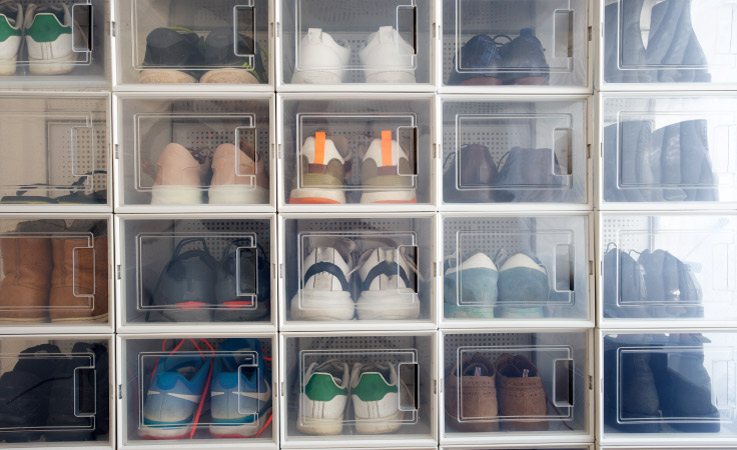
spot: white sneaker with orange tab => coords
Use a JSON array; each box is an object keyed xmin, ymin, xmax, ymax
[
  {"xmin": 359, "ymin": 26, "xmax": 416, "ymax": 83},
  {"xmin": 360, "ymin": 130, "xmax": 417, "ymax": 204},
  {"xmin": 292, "ymin": 28, "xmax": 351, "ymax": 84},
  {"xmin": 289, "ymin": 131, "xmax": 347, "ymax": 204}
]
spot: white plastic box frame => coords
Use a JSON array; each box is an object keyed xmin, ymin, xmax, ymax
[
  {"xmin": 0, "ymin": 334, "xmax": 115, "ymax": 450},
  {"xmin": 0, "ymin": 0, "xmax": 111, "ymax": 89},
  {"xmin": 0, "ymin": 92, "xmax": 111, "ymax": 213},
  {"xmin": 597, "ymin": 0, "xmax": 737, "ymax": 91},
  {"xmin": 439, "ymin": 213, "xmax": 594, "ymax": 328},
  {"xmin": 113, "ymin": 0, "xmax": 274, "ymax": 91},
  {"xmin": 437, "ymin": 95, "xmax": 592, "ymax": 210},
  {"xmin": 443, "ymin": 445, "xmax": 595, "ymax": 450},
  {"xmin": 277, "ymin": 93, "xmax": 436, "ymax": 212},
  {"xmin": 276, "ymin": 0, "xmax": 435, "ymax": 91},
  {"xmin": 439, "ymin": 329, "xmax": 594, "ymax": 445},
  {"xmin": 596, "ymin": 92, "xmax": 737, "ymax": 210},
  {"xmin": 116, "ymin": 333, "xmax": 277, "ymax": 449},
  {"xmin": 597, "ymin": 212, "xmax": 737, "ymax": 327},
  {"xmin": 113, "ymin": 93, "xmax": 276, "ymax": 213},
  {"xmin": 0, "ymin": 214, "xmax": 113, "ymax": 335},
  {"xmin": 597, "ymin": 329, "xmax": 737, "ymax": 445},
  {"xmin": 438, "ymin": 0, "xmax": 593, "ymax": 93},
  {"xmin": 278, "ymin": 213, "xmax": 437, "ymax": 331},
  {"xmin": 115, "ymin": 214, "xmax": 276, "ymax": 334},
  {"xmin": 278, "ymin": 331, "xmax": 437, "ymax": 448}
]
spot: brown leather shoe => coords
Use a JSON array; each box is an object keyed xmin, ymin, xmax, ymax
[
  {"xmin": 495, "ymin": 353, "xmax": 548, "ymax": 431},
  {"xmin": 445, "ymin": 353, "xmax": 499, "ymax": 432},
  {"xmin": 0, "ymin": 238, "xmax": 52, "ymax": 322},
  {"xmin": 48, "ymin": 236, "xmax": 108, "ymax": 322}
]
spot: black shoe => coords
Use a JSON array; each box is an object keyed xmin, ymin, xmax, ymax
[
  {"xmin": 602, "ymin": 247, "xmax": 648, "ymax": 318},
  {"xmin": 45, "ymin": 342, "xmax": 109, "ymax": 442},
  {"xmin": 214, "ymin": 240, "xmax": 270, "ymax": 321},
  {"xmin": 200, "ymin": 28, "xmax": 266, "ymax": 83},
  {"xmin": 494, "ymin": 147, "xmax": 568, "ymax": 202},
  {"xmin": 140, "ymin": 28, "xmax": 202, "ymax": 83},
  {"xmin": 604, "ymin": 0, "xmax": 648, "ymax": 83},
  {"xmin": 497, "ymin": 29, "xmax": 549, "ymax": 85},
  {"xmin": 637, "ymin": 250, "xmax": 703, "ymax": 318},
  {"xmin": 442, "ymin": 144, "xmax": 498, "ymax": 203},
  {"xmin": 0, "ymin": 344, "xmax": 62, "ymax": 442}
]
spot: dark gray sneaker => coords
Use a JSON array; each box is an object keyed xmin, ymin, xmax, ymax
[
  {"xmin": 213, "ymin": 241, "xmax": 270, "ymax": 321},
  {"xmin": 497, "ymin": 29, "xmax": 549, "ymax": 85},
  {"xmin": 602, "ymin": 247, "xmax": 648, "ymax": 318},
  {"xmin": 493, "ymin": 147, "xmax": 569, "ymax": 202}
]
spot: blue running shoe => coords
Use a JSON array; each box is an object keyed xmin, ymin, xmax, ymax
[
  {"xmin": 496, "ymin": 252, "xmax": 548, "ymax": 318},
  {"xmin": 210, "ymin": 338, "xmax": 272, "ymax": 438},
  {"xmin": 139, "ymin": 353, "xmax": 212, "ymax": 439},
  {"xmin": 447, "ymin": 34, "xmax": 503, "ymax": 86},
  {"xmin": 444, "ymin": 252, "xmax": 498, "ymax": 318}
]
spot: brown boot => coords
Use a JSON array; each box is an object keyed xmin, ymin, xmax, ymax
[
  {"xmin": 49, "ymin": 236, "xmax": 108, "ymax": 322},
  {"xmin": 0, "ymin": 238, "xmax": 52, "ymax": 322},
  {"xmin": 495, "ymin": 353, "xmax": 548, "ymax": 431},
  {"xmin": 445, "ymin": 353, "xmax": 499, "ymax": 432}
]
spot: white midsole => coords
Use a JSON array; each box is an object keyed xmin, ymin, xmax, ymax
[
  {"xmin": 208, "ymin": 185, "xmax": 268, "ymax": 205},
  {"xmin": 290, "ymin": 187, "xmax": 346, "ymax": 204},
  {"xmin": 291, "ymin": 70, "xmax": 343, "ymax": 84},
  {"xmin": 365, "ymin": 71, "xmax": 416, "ymax": 84},
  {"xmin": 209, "ymin": 408, "xmax": 271, "ymax": 437},
  {"xmin": 291, "ymin": 290, "xmax": 354, "ymax": 320},
  {"xmin": 0, "ymin": 54, "xmax": 17, "ymax": 76},
  {"xmin": 356, "ymin": 289, "xmax": 420, "ymax": 320},
  {"xmin": 28, "ymin": 51, "xmax": 77, "ymax": 75},
  {"xmin": 354, "ymin": 408, "xmax": 405, "ymax": 434},
  {"xmin": 296, "ymin": 413, "xmax": 345, "ymax": 435},
  {"xmin": 151, "ymin": 185, "xmax": 203, "ymax": 205},
  {"xmin": 360, "ymin": 189, "xmax": 417, "ymax": 203},
  {"xmin": 138, "ymin": 423, "xmax": 192, "ymax": 438}
]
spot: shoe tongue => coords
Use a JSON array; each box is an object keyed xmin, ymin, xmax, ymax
[{"xmin": 463, "ymin": 362, "xmax": 489, "ymax": 377}]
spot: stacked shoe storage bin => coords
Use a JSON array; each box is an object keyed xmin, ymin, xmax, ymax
[
  {"xmin": 596, "ymin": 1, "xmax": 737, "ymax": 450},
  {"xmin": 112, "ymin": 0, "xmax": 278, "ymax": 448},
  {"xmin": 0, "ymin": 0, "xmax": 115, "ymax": 448}
]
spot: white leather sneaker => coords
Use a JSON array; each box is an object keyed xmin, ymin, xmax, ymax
[
  {"xmin": 359, "ymin": 26, "xmax": 416, "ymax": 83},
  {"xmin": 0, "ymin": 2, "xmax": 22, "ymax": 75},
  {"xmin": 24, "ymin": 3, "xmax": 79, "ymax": 75},
  {"xmin": 292, "ymin": 28, "xmax": 351, "ymax": 84}
]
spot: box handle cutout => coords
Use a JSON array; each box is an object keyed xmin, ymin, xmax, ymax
[
  {"xmin": 397, "ymin": 126, "xmax": 418, "ymax": 176},
  {"xmin": 234, "ymin": 3, "xmax": 256, "ymax": 58},
  {"xmin": 553, "ymin": 358, "xmax": 574, "ymax": 408},
  {"xmin": 398, "ymin": 362, "xmax": 419, "ymax": 411},
  {"xmin": 74, "ymin": 366, "xmax": 96, "ymax": 417},
  {"xmin": 237, "ymin": 355, "xmax": 260, "ymax": 415},
  {"xmin": 235, "ymin": 246, "xmax": 258, "ymax": 302},
  {"xmin": 70, "ymin": 126, "xmax": 95, "ymax": 178},
  {"xmin": 397, "ymin": 5, "xmax": 417, "ymax": 54},
  {"xmin": 72, "ymin": 3, "xmax": 92, "ymax": 52},
  {"xmin": 554, "ymin": 244, "xmax": 574, "ymax": 292},
  {"xmin": 553, "ymin": 10, "xmax": 573, "ymax": 58},
  {"xmin": 553, "ymin": 128, "xmax": 572, "ymax": 176},
  {"xmin": 72, "ymin": 245, "xmax": 95, "ymax": 299}
]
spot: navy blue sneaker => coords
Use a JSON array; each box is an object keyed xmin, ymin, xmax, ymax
[
  {"xmin": 497, "ymin": 29, "xmax": 549, "ymax": 85},
  {"xmin": 200, "ymin": 28, "xmax": 267, "ymax": 84},
  {"xmin": 447, "ymin": 34, "xmax": 503, "ymax": 86},
  {"xmin": 148, "ymin": 238, "xmax": 217, "ymax": 322},
  {"xmin": 214, "ymin": 240, "xmax": 270, "ymax": 321},
  {"xmin": 139, "ymin": 27, "xmax": 202, "ymax": 83},
  {"xmin": 602, "ymin": 247, "xmax": 648, "ymax": 318},
  {"xmin": 638, "ymin": 250, "xmax": 703, "ymax": 318},
  {"xmin": 494, "ymin": 147, "xmax": 569, "ymax": 202},
  {"xmin": 604, "ymin": 0, "xmax": 648, "ymax": 83},
  {"xmin": 443, "ymin": 144, "xmax": 498, "ymax": 203}
]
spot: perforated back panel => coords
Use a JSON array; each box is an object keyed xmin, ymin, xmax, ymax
[{"xmin": 443, "ymin": 332, "xmax": 532, "ymax": 368}]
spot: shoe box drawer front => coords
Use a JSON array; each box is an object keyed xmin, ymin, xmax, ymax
[
  {"xmin": 118, "ymin": 335, "xmax": 276, "ymax": 446},
  {"xmin": 0, "ymin": 336, "xmax": 112, "ymax": 446},
  {"xmin": 280, "ymin": 214, "xmax": 435, "ymax": 328},
  {"xmin": 600, "ymin": 331, "xmax": 737, "ymax": 440},
  {"xmin": 0, "ymin": 0, "xmax": 110, "ymax": 88},
  {"xmin": 115, "ymin": 0, "xmax": 271, "ymax": 87},
  {"xmin": 599, "ymin": 94, "xmax": 737, "ymax": 208},
  {"xmin": 115, "ymin": 95, "xmax": 273, "ymax": 211},
  {"xmin": 279, "ymin": 0, "xmax": 433, "ymax": 88},
  {"xmin": 441, "ymin": 447, "xmax": 594, "ymax": 450},
  {"xmin": 441, "ymin": 0, "xmax": 590, "ymax": 90},
  {"xmin": 0, "ymin": 216, "xmax": 111, "ymax": 330},
  {"xmin": 0, "ymin": 94, "xmax": 110, "ymax": 211},
  {"xmin": 441, "ymin": 331, "xmax": 592, "ymax": 441},
  {"xmin": 279, "ymin": 95, "xmax": 434, "ymax": 210},
  {"xmin": 280, "ymin": 332, "xmax": 435, "ymax": 444},
  {"xmin": 440, "ymin": 97, "xmax": 589, "ymax": 207},
  {"xmin": 441, "ymin": 214, "xmax": 592, "ymax": 325},
  {"xmin": 599, "ymin": 213, "xmax": 737, "ymax": 325},
  {"xmin": 601, "ymin": 0, "xmax": 737, "ymax": 88},
  {"xmin": 116, "ymin": 216, "xmax": 275, "ymax": 329}
]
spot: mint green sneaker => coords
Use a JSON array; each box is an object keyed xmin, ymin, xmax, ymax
[
  {"xmin": 350, "ymin": 362, "xmax": 410, "ymax": 434},
  {"xmin": 298, "ymin": 360, "xmax": 349, "ymax": 435},
  {"xmin": 0, "ymin": 2, "xmax": 22, "ymax": 75},
  {"xmin": 24, "ymin": 3, "xmax": 79, "ymax": 75}
]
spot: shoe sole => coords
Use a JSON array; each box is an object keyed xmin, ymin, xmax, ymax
[
  {"xmin": 138, "ymin": 424, "xmax": 192, "ymax": 439},
  {"xmin": 0, "ymin": 316, "xmax": 48, "ymax": 322},
  {"xmin": 147, "ymin": 303, "xmax": 213, "ymax": 322},
  {"xmin": 354, "ymin": 408, "xmax": 405, "ymax": 434},
  {"xmin": 209, "ymin": 407, "xmax": 271, "ymax": 438},
  {"xmin": 356, "ymin": 289, "xmax": 420, "ymax": 320},
  {"xmin": 295, "ymin": 414, "xmax": 344, "ymax": 435},
  {"xmin": 496, "ymin": 306, "xmax": 544, "ymax": 318},
  {"xmin": 0, "ymin": 55, "xmax": 17, "ymax": 76},
  {"xmin": 510, "ymin": 76, "xmax": 549, "ymax": 85},
  {"xmin": 200, "ymin": 69, "xmax": 258, "ymax": 84},
  {"xmin": 28, "ymin": 52, "xmax": 77, "ymax": 75},
  {"xmin": 360, "ymin": 190, "xmax": 417, "ymax": 204},
  {"xmin": 151, "ymin": 185, "xmax": 203, "ymax": 205},
  {"xmin": 365, "ymin": 71, "xmax": 416, "ymax": 84},
  {"xmin": 50, "ymin": 312, "xmax": 108, "ymax": 323},
  {"xmin": 289, "ymin": 188, "xmax": 345, "ymax": 204},
  {"xmin": 290, "ymin": 290, "xmax": 354, "ymax": 320},
  {"xmin": 208, "ymin": 185, "xmax": 268, "ymax": 205},
  {"xmin": 291, "ymin": 70, "xmax": 343, "ymax": 84},
  {"xmin": 139, "ymin": 70, "xmax": 197, "ymax": 84}
]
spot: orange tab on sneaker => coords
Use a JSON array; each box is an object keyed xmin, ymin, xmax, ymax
[
  {"xmin": 381, "ymin": 130, "xmax": 393, "ymax": 167},
  {"xmin": 314, "ymin": 131, "xmax": 326, "ymax": 165}
]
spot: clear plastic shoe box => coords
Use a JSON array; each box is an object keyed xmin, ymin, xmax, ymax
[
  {"xmin": 0, "ymin": 215, "xmax": 112, "ymax": 334},
  {"xmin": 440, "ymin": 330, "xmax": 593, "ymax": 444},
  {"xmin": 277, "ymin": 0, "xmax": 434, "ymax": 90},
  {"xmin": 599, "ymin": 0, "xmax": 737, "ymax": 90},
  {"xmin": 599, "ymin": 330, "xmax": 737, "ymax": 443},
  {"xmin": 113, "ymin": 94, "xmax": 275, "ymax": 212},
  {"xmin": 0, "ymin": 93, "xmax": 110, "ymax": 212},
  {"xmin": 0, "ymin": 335, "xmax": 112, "ymax": 448},
  {"xmin": 278, "ymin": 94, "xmax": 435, "ymax": 211},
  {"xmin": 598, "ymin": 93, "xmax": 737, "ymax": 209},
  {"xmin": 117, "ymin": 334, "xmax": 276, "ymax": 448},
  {"xmin": 113, "ymin": 0, "xmax": 272, "ymax": 89},
  {"xmin": 599, "ymin": 212, "xmax": 737, "ymax": 326},
  {"xmin": 279, "ymin": 213, "xmax": 435, "ymax": 330},
  {"xmin": 115, "ymin": 215, "xmax": 275, "ymax": 333},
  {"xmin": 279, "ymin": 331, "xmax": 436, "ymax": 447},
  {"xmin": 440, "ymin": 214, "xmax": 593, "ymax": 327},
  {"xmin": 0, "ymin": 0, "xmax": 110, "ymax": 89},
  {"xmin": 440, "ymin": 0, "xmax": 592, "ymax": 92},
  {"xmin": 439, "ymin": 96, "xmax": 590, "ymax": 208}
]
